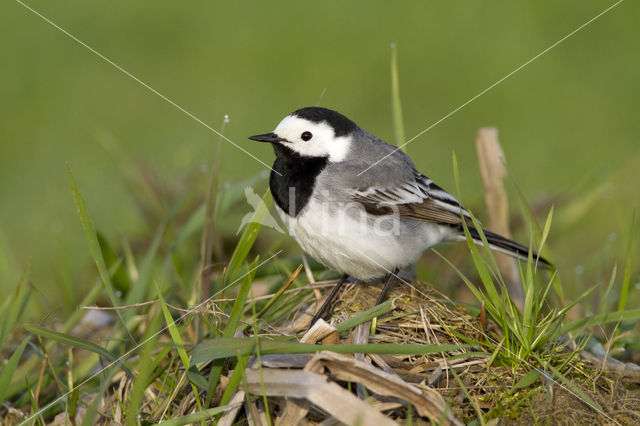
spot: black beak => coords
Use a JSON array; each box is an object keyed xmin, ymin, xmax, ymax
[{"xmin": 248, "ymin": 132, "xmax": 285, "ymax": 143}]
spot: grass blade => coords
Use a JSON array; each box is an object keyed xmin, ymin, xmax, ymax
[
  {"xmin": 617, "ymin": 210, "xmax": 636, "ymax": 311},
  {"xmin": 204, "ymin": 257, "xmax": 259, "ymax": 406},
  {"xmin": 225, "ymin": 257, "xmax": 259, "ymax": 336},
  {"xmin": 433, "ymin": 249, "xmax": 497, "ymax": 318},
  {"xmin": 218, "ymin": 350, "xmax": 248, "ymax": 408},
  {"xmin": 560, "ymin": 308, "xmax": 640, "ymax": 335},
  {"xmin": 81, "ymin": 370, "xmax": 115, "ymax": 426},
  {"xmin": 390, "ymin": 42, "xmax": 406, "ymax": 151},
  {"xmin": 169, "ymin": 172, "xmax": 268, "ymax": 256},
  {"xmin": 97, "ymin": 232, "xmax": 131, "ymax": 294},
  {"xmin": 192, "ymin": 337, "xmax": 466, "ymax": 363},
  {"xmin": 512, "ymin": 369, "xmax": 541, "ymax": 392},
  {"xmin": 450, "ymin": 366, "xmax": 485, "ymax": 425},
  {"xmin": 200, "ymin": 116, "xmax": 228, "ymax": 298},
  {"xmin": 462, "ymin": 216, "xmax": 502, "ymax": 307},
  {"xmin": 156, "ymin": 402, "xmax": 243, "ymax": 426},
  {"xmin": 24, "ymin": 324, "xmax": 132, "ymax": 378},
  {"xmin": 126, "ymin": 310, "xmax": 162, "ymax": 425},
  {"xmin": 253, "ymin": 264, "xmax": 302, "ymax": 320},
  {"xmin": 451, "ymin": 152, "xmax": 501, "ymax": 306},
  {"xmin": 534, "ymin": 354, "xmax": 603, "ymax": 414},
  {"xmin": 67, "ymin": 165, "xmax": 130, "ymax": 338},
  {"xmin": 600, "ymin": 265, "xmax": 617, "ymax": 316},
  {"xmin": 157, "ymin": 286, "xmax": 191, "ymax": 370},
  {"xmin": 124, "ymin": 198, "xmax": 181, "ymax": 307},
  {"xmin": 505, "ymin": 164, "xmax": 565, "ymax": 304},
  {"xmin": 335, "ymin": 298, "xmax": 396, "ymax": 333},
  {"xmin": 0, "ymin": 263, "xmax": 32, "ymax": 352},
  {"xmin": 0, "ymin": 335, "xmax": 30, "ymax": 404},
  {"xmin": 537, "ymin": 205, "xmax": 554, "ymax": 267},
  {"xmin": 1, "ymin": 280, "xmax": 104, "ymax": 402},
  {"xmin": 223, "ymin": 190, "xmax": 271, "ymax": 286}
]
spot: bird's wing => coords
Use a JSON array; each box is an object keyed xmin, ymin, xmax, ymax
[{"xmin": 352, "ymin": 171, "xmax": 474, "ymax": 225}]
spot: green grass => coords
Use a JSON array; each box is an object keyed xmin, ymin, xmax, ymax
[
  {"xmin": 0, "ymin": 149, "xmax": 637, "ymax": 424},
  {"xmin": 2, "ymin": 8, "xmax": 640, "ymax": 420}
]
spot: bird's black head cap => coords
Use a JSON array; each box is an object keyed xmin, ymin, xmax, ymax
[{"xmin": 291, "ymin": 107, "xmax": 358, "ymax": 137}]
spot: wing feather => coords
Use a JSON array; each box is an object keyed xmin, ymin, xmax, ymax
[{"xmin": 353, "ymin": 171, "xmax": 474, "ymax": 226}]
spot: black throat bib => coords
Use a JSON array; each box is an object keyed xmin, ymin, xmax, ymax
[{"xmin": 269, "ymin": 144, "xmax": 328, "ymax": 217}]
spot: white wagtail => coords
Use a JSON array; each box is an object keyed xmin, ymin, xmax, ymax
[{"xmin": 249, "ymin": 107, "xmax": 551, "ymax": 323}]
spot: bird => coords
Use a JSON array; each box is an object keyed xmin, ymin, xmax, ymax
[{"xmin": 249, "ymin": 106, "xmax": 551, "ymax": 324}]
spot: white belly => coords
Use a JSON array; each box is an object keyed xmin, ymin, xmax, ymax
[{"xmin": 276, "ymin": 199, "xmax": 451, "ymax": 281}]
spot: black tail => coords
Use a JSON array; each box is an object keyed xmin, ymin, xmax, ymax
[{"xmin": 453, "ymin": 225, "xmax": 553, "ymax": 268}]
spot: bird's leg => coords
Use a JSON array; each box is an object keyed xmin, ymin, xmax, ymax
[
  {"xmin": 310, "ymin": 274, "xmax": 349, "ymax": 326},
  {"xmin": 375, "ymin": 268, "xmax": 399, "ymax": 307}
]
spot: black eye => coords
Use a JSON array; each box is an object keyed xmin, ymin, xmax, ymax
[{"xmin": 301, "ymin": 131, "xmax": 313, "ymax": 141}]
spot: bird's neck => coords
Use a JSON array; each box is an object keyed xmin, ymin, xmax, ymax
[{"xmin": 270, "ymin": 145, "xmax": 328, "ymax": 217}]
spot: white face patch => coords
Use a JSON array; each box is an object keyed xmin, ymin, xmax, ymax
[{"xmin": 273, "ymin": 115, "xmax": 352, "ymax": 162}]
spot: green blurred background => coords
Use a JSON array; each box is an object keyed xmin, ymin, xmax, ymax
[{"xmin": 1, "ymin": 0, "xmax": 639, "ymax": 315}]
